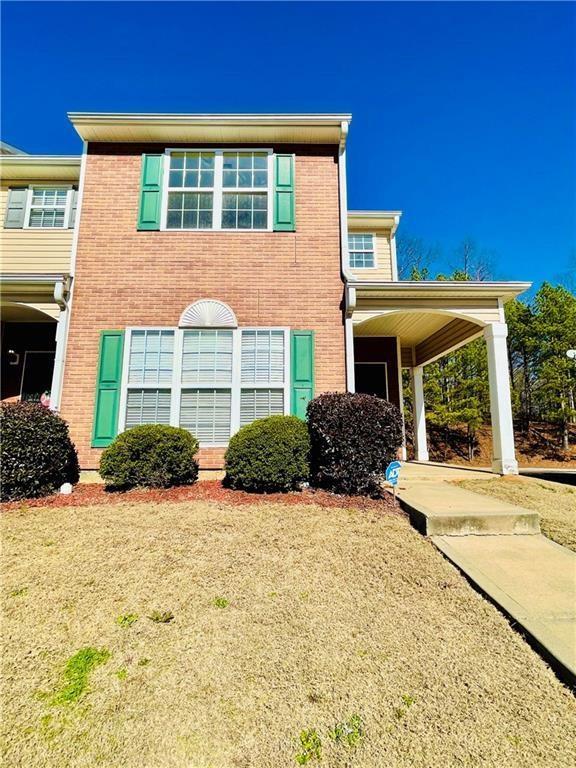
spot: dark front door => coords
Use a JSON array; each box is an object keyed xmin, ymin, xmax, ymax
[
  {"xmin": 354, "ymin": 362, "xmax": 389, "ymax": 400},
  {"xmin": 21, "ymin": 352, "xmax": 55, "ymax": 402}
]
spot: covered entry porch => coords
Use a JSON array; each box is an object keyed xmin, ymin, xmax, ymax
[
  {"xmin": 0, "ymin": 274, "xmax": 70, "ymax": 407},
  {"xmin": 345, "ymin": 280, "xmax": 531, "ymax": 475}
]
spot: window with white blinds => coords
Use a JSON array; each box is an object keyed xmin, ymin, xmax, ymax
[
  {"xmin": 240, "ymin": 329, "xmax": 285, "ymax": 424},
  {"xmin": 120, "ymin": 326, "xmax": 289, "ymax": 445},
  {"xmin": 180, "ymin": 389, "xmax": 232, "ymax": 443},
  {"xmin": 240, "ymin": 389, "xmax": 284, "ymax": 426},
  {"xmin": 126, "ymin": 389, "xmax": 171, "ymax": 428}
]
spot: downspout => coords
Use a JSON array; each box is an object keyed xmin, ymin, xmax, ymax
[
  {"xmin": 49, "ymin": 279, "xmax": 69, "ymax": 411},
  {"xmin": 50, "ymin": 139, "xmax": 88, "ymax": 412},
  {"xmin": 338, "ymin": 120, "xmax": 356, "ymax": 392}
]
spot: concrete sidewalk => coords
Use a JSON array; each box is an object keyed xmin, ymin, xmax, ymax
[
  {"xmin": 396, "ymin": 462, "xmax": 576, "ymax": 685},
  {"xmin": 433, "ymin": 534, "xmax": 576, "ymax": 684}
]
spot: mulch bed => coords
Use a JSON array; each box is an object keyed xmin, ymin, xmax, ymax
[{"xmin": 0, "ymin": 480, "xmax": 400, "ymax": 514}]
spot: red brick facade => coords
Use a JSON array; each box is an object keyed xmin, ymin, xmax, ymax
[{"xmin": 60, "ymin": 143, "xmax": 346, "ymax": 468}]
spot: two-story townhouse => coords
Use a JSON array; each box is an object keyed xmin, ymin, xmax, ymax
[
  {"xmin": 0, "ymin": 142, "xmax": 78, "ymax": 406},
  {"xmin": 1, "ymin": 113, "xmax": 530, "ymax": 475}
]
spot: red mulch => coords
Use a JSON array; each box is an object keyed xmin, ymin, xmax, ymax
[{"xmin": 0, "ymin": 480, "xmax": 400, "ymax": 514}]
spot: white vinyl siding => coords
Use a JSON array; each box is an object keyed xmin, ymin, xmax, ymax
[
  {"xmin": 161, "ymin": 149, "xmax": 272, "ymax": 232},
  {"xmin": 119, "ymin": 326, "xmax": 289, "ymax": 446}
]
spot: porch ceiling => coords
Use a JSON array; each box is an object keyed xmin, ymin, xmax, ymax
[
  {"xmin": 353, "ymin": 311, "xmax": 483, "ymax": 367},
  {"xmin": 354, "ymin": 311, "xmax": 450, "ymax": 345}
]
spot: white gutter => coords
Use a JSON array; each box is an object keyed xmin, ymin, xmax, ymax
[
  {"xmin": 346, "ymin": 280, "xmax": 532, "ymax": 294},
  {"xmin": 337, "ymin": 119, "xmax": 356, "ymax": 392},
  {"xmin": 0, "ymin": 272, "xmax": 68, "ymax": 283},
  {"xmin": 68, "ymin": 112, "xmax": 352, "ymax": 124},
  {"xmin": 49, "ymin": 140, "xmax": 88, "ymax": 412}
]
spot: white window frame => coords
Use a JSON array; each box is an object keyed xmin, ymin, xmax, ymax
[
  {"xmin": 348, "ymin": 232, "xmax": 377, "ymax": 269},
  {"xmin": 160, "ymin": 149, "xmax": 273, "ymax": 233},
  {"xmin": 23, "ymin": 185, "xmax": 74, "ymax": 229},
  {"xmin": 118, "ymin": 326, "xmax": 290, "ymax": 446}
]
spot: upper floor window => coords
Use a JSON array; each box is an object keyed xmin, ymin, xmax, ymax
[
  {"xmin": 348, "ymin": 233, "xmax": 375, "ymax": 268},
  {"xmin": 27, "ymin": 188, "xmax": 70, "ymax": 228},
  {"xmin": 4, "ymin": 186, "xmax": 76, "ymax": 230},
  {"xmin": 163, "ymin": 150, "xmax": 272, "ymax": 231}
]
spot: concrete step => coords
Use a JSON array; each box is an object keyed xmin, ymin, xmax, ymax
[{"xmin": 397, "ymin": 482, "xmax": 540, "ymax": 536}]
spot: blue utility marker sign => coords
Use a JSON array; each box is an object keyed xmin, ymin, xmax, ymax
[{"xmin": 385, "ymin": 461, "xmax": 402, "ymax": 486}]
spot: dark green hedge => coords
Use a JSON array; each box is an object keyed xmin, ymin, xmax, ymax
[
  {"xmin": 99, "ymin": 425, "xmax": 199, "ymax": 489},
  {"xmin": 0, "ymin": 402, "xmax": 80, "ymax": 501},
  {"xmin": 224, "ymin": 415, "xmax": 310, "ymax": 493},
  {"xmin": 307, "ymin": 392, "xmax": 403, "ymax": 496}
]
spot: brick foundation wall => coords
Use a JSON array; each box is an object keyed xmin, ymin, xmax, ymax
[{"xmin": 60, "ymin": 143, "xmax": 346, "ymax": 468}]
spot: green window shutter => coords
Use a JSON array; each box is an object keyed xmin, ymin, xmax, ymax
[
  {"xmin": 92, "ymin": 331, "xmax": 124, "ymax": 447},
  {"xmin": 4, "ymin": 187, "xmax": 28, "ymax": 228},
  {"xmin": 137, "ymin": 154, "xmax": 163, "ymax": 231},
  {"xmin": 290, "ymin": 330, "xmax": 314, "ymax": 420},
  {"xmin": 273, "ymin": 154, "xmax": 295, "ymax": 231},
  {"xmin": 68, "ymin": 188, "xmax": 78, "ymax": 229}
]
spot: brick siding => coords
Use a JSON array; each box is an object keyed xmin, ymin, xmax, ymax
[{"xmin": 60, "ymin": 143, "xmax": 346, "ymax": 468}]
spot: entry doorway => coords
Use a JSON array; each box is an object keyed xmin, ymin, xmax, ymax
[
  {"xmin": 20, "ymin": 351, "xmax": 55, "ymax": 402},
  {"xmin": 355, "ymin": 362, "xmax": 389, "ymax": 400}
]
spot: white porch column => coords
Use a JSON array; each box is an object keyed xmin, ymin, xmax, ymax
[
  {"xmin": 484, "ymin": 322, "xmax": 518, "ymax": 475},
  {"xmin": 49, "ymin": 305, "xmax": 69, "ymax": 412},
  {"xmin": 411, "ymin": 365, "xmax": 429, "ymax": 461}
]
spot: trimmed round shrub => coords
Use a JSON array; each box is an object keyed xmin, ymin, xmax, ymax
[
  {"xmin": 307, "ymin": 392, "xmax": 403, "ymax": 497},
  {"xmin": 99, "ymin": 425, "xmax": 199, "ymax": 489},
  {"xmin": 224, "ymin": 415, "xmax": 310, "ymax": 493},
  {"xmin": 0, "ymin": 402, "xmax": 80, "ymax": 502}
]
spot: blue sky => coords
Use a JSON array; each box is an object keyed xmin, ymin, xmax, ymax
[{"xmin": 2, "ymin": 1, "xmax": 574, "ymax": 290}]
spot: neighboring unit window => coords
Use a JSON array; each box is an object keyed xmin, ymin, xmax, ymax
[
  {"xmin": 27, "ymin": 188, "xmax": 69, "ymax": 228},
  {"xmin": 240, "ymin": 330, "xmax": 285, "ymax": 425},
  {"xmin": 348, "ymin": 233, "xmax": 375, "ymax": 268},
  {"xmin": 163, "ymin": 150, "xmax": 271, "ymax": 231},
  {"xmin": 120, "ymin": 326, "xmax": 288, "ymax": 445}
]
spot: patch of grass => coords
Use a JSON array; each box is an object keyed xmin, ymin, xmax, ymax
[
  {"xmin": 137, "ymin": 657, "xmax": 150, "ymax": 667},
  {"xmin": 457, "ymin": 476, "xmax": 576, "ymax": 551},
  {"xmin": 2, "ymin": 499, "xmax": 576, "ymax": 767},
  {"xmin": 329, "ymin": 714, "xmax": 364, "ymax": 748},
  {"xmin": 213, "ymin": 597, "xmax": 229, "ymax": 609},
  {"xmin": 116, "ymin": 667, "xmax": 128, "ymax": 681},
  {"xmin": 9, "ymin": 586, "xmax": 28, "ymax": 597},
  {"xmin": 295, "ymin": 728, "xmax": 322, "ymax": 764},
  {"xmin": 50, "ymin": 647, "xmax": 110, "ymax": 706},
  {"xmin": 116, "ymin": 613, "xmax": 138, "ymax": 628},
  {"xmin": 148, "ymin": 610, "xmax": 174, "ymax": 623}
]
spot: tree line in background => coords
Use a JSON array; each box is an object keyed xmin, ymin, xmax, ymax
[{"xmin": 398, "ymin": 236, "xmax": 576, "ymax": 457}]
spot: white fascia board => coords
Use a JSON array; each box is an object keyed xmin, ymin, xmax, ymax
[{"xmin": 346, "ymin": 280, "xmax": 532, "ymax": 297}]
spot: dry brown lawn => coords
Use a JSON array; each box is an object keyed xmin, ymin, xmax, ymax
[
  {"xmin": 2, "ymin": 498, "xmax": 575, "ymax": 768},
  {"xmin": 458, "ymin": 475, "xmax": 576, "ymax": 552}
]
